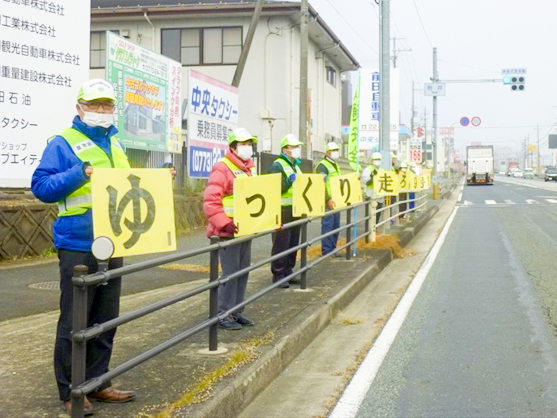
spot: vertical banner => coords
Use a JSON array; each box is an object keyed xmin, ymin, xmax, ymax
[
  {"xmin": 187, "ymin": 70, "xmax": 239, "ymax": 178},
  {"xmin": 359, "ymin": 68, "xmax": 400, "ymax": 152},
  {"xmin": 0, "ymin": 1, "xmax": 90, "ymax": 187},
  {"xmin": 347, "ymin": 76, "xmax": 360, "ymax": 172},
  {"xmin": 106, "ymin": 32, "xmax": 182, "ymax": 154}
]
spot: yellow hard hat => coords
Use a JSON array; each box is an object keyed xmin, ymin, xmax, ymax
[
  {"xmin": 281, "ymin": 134, "xmax": 303, "ymax": 148},
  {"xmin": 77, "ymin": 79, "xmax": 116, "ymax": 102}
]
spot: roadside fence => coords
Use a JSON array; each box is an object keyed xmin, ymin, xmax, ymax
[{"xmin": 67, "ymin": 189, "xmax": 443, "ymax": 417}]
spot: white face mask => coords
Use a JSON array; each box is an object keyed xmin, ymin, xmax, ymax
[
  {"xmin": 290, "ymin": 147, "xmax": 302, "ymax": 159},
  {"xmin": 330, "ymin": 151, "xmax": 340, "ymax": 161},
  {"xmin": 372, "ymin": 160, "xmax": 381, "ymax": 167},
  {"xmin": 79, "ymin": 105, "xmax": 115, "ymax": 129},
  {"xmin": 236, "ymin": 144, "xmax": 253, "ymax": 161}
]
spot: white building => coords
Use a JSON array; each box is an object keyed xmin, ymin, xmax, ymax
[{"xmin": 90, "ymin": 0, "xmax": 359, "ymax": 156}]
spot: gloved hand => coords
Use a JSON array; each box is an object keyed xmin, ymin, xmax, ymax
[
  {"xmin": 288, "ymin": 173, "xmax": 297, "ymax": 184},
  {"xmin": 222, "ymin": 222, "xmax": 237, "ymax": 235}
]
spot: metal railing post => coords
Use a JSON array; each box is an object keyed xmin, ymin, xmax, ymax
[
  {"xmin": 71, "ymin": 265, "xmax": 88, "ymax": 418},
  {"xmin": 209, "ymin": 237, "xmax": 219, "ymax": 351},
  {"xmin": 300, "ymin": 219, "xmax": 308, "ymax": 289},
  {"xmin": 346, "ymin": 207, "xmax": 352, "ymax": 260},
  {"xmin": 364, "ymin": 200, "xmax": 370, "ymax": 243}
]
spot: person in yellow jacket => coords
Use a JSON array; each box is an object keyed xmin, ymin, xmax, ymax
[
  {"xmin": 31, "ymin": 79, "xmax": 177, "ymax": 415},
  {"xmin": 268, "ymin": 134, "xmax": 304, "ymax": 288},
  {"xmin": 316, "ymin": 142, "xmax": 342, "ymax": 256}
]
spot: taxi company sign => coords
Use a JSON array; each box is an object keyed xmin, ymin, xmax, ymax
[{"xmin": 187, "ymin": 70, "xmax": 239, "ymax": 178}]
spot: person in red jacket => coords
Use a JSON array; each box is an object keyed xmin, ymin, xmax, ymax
[{"xmin": 203, "ymin": 128, "xmax": 258, "ymax": 330}]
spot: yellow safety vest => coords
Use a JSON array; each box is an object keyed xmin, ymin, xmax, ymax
[
  {"xmin": 318, "ymin": 158, "xmax": 341, "ymax": 197},
  {"xmin": 275, "ymin": 158, "xmax": 302, "ymax": 206},
  {"xmin": 220, "ymin": 157, "xmax": 257, "ymax": 218},
  {"xmin": 53, "ymin": 128, "xmax": 130, "ymax": 217}
]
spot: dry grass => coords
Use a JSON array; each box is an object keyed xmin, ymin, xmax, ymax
[
  {"xmin": 336, "ymin": 313, "xmax": 364, "ymax": 325},
  {"xmin": 151, "ymin": 332, "xmax": 275, "ymax": 418},
  {"xmin": 159, "ymin": 263, "xmax": 216, "ymax": 273}
]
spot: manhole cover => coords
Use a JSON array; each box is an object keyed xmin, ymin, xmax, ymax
[{"xmin": 28, "ymin": 281, "xmax": 59, "ymax": 291}]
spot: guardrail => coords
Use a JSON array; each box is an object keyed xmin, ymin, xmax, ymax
[{"xmin": 67, "ymin": 191, "xmax": 436, "ymax": 417}]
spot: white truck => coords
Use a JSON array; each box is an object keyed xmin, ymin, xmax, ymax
[{"xmin": 466, "ymin": 145, "xmax": 494, "ymax": 185}]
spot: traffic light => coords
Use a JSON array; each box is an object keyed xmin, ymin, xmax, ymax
[{"xmin": 504, "ymin": 76, "xmax": 525, "ymax": 91}]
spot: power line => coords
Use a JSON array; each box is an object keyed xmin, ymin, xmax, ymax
[
  {"xmin": 412, "ymin": 0, "xmax": 433, "ymax": 48},
  {"xmin": 323, "ymin": 0, "xmax": 378, "ymax": 54}
]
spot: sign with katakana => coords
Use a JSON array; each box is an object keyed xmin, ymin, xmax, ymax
[
  {"xmin": 292, "ymin": 174, "xmax": 326, "ymax": 217},
  {"xmin": 233, "ymin": 174, "xmax": 281, "ymax": 237},
  {"xmin": 92, "ymin": 168, "xmax": 177, "ymax": 258},
  {"xmin": 187, "ymin": 69, "xmax": 239, "ymax": 178},
  {"xmin": 329, "ymin": 172, "xmax": 363, "ymax": 209},
  {"xmin": 373, "ymin": 170, "xmax": 399, "ymax": 197},
  {"xmin": 106, "ymin": 32, "xmax": 182, "ymax": 154},
  {"xmin": 0, "ymin": 1, "xmax": 90, "ymax": 187}
]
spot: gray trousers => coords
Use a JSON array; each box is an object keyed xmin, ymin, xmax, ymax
[{"xmin": 218, "ymin": 239, "xmax": 252, "ymax": 316}]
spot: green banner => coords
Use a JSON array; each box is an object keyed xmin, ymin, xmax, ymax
[{"xmin": 347, "ymin": 77, "xmax": 361, "ymax": 172}]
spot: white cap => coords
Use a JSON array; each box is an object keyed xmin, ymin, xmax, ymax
[
  {"xmin": 326, "ymin": 142, "xmax": 340, "ymax": 152},
  {"xmin": 77, "ymin": 78, "xmax": 116, "ymax": 102},
  {"xmin": 371, "ymin": 152, "xmax": 382, "ymax": 160}
]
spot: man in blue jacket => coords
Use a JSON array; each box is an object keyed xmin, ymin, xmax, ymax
[{"xmin": 32, "ymin": 79, "xmax": 137, "ymax": 416}]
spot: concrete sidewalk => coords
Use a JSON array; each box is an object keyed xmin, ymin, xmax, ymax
[{"xmin": 0, "ymin": 194, "xmax": 446, "ymax": 418}]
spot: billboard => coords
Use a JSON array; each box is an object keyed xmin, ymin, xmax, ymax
[
  {"xmin": 186, "ymin": 70, "xmax": 238, "ymax": 178},
  {"xmin": 549, "ymin": 135, "xmax": 557, "ymax": 149},
  {"xmin": 358, "ymin": 68, "xmax": 399, "ymax": 152},
  {"xmin": 106, "ymin": 32, "xmax": 182, "ymax": 154},
  {"xmin": 0, "ymin": 1, "xmax": 90, "ymax": 187}
]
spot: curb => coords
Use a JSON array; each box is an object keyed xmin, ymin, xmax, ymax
[{"xmin": 186, "ymin": 204, "xmax": 442, "ymax": 418}]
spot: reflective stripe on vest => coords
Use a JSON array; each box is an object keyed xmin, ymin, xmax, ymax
[
  {"xmin": 365, "ymin": 166, "xmax": 381, "ymax": 199},
  {"xmin": 275, "ymin": 158, "xmax": 302, "ymax": 206},
  {"xmin": 220, "ymin": 157, "xmax": 257, "ymax": 218},
  {"xmin": 318, "ymin": 158, "xmax": 341, "ymax": 197},
  {"xmin": 55, "ymin": 128, "xmax": 130, "ymax": 217}
]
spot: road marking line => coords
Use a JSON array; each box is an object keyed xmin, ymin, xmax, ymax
[
  {"xmin": 464, "ymin": 200, "xmax": 473, "ymax": 206},
  {"xmin": 526, "ymin": 199, "xmax": 539, "ymax": 204},
  {"xmin": 330, "ymin": 207, "xmax": 460, "ymax": 418},
  {"xmin": 458, "ymin": 193, "xmax": 462, "ymax": 201},
  {"xmin": 485, "ymin": 200, "xmax": 497, "ymax": 205},
  {"xmin": 546, "ymin": 199, "xmax": 557, "ymax": 204},
  {"xmin": 504, "ymin": 200, "xmax": 516, "ymax": 205}
]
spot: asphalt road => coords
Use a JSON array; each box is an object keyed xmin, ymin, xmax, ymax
[
  {"xmin": 349, "ymin": 176, "xmax": 557, "ymax": 417},
  {"xmin": 0, "ymin": 215, "xmax": 335, "ymax": 321}
]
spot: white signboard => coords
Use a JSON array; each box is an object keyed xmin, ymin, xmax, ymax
[
  {"xmin": 358, "ymin": 68, "xmax": 400, "ymax": 151},
  {"xmin": 424, "ymin": 83, "xmax": 446, "ymax": 96},
  {"xmin": 186, "ymin": 69, "xmax": 238, "ymax": 178},
  {"xmin": 0, "ymin": 1, "xmax": 90, "ymax": 187},
  {"xmin": 106, "ymin": 32, "xmax": 182, "ymax": 154}
]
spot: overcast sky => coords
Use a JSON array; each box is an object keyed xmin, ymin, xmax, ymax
[{"xmin": 307, "ymin": 0, "xmax": 557, "ymax": 163}]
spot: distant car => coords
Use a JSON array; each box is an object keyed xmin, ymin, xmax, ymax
[
  {"xmin": 514, "ymin": 170, "xmax": 524, "ymax": 178},
  {"xmin": 499, "ymin": 170, "xmax": 506, "ymax": 175},
  {"xmin": 545, "ymin": 167, "xmax": 557, "ymax": 181},
  {"xmin": 523, "ymin": 168, "xmax": 535, "ymax": 179}
]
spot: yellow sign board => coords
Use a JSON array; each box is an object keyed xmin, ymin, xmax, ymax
[
  {"xmin": 418, "ymin": 175, "xmax": 428, "ymax": 190},
  {"xmin": 421, "ymin": 169, "xmax": 432, "ymax": 189},
  {"xmin": 374, "ymin": 170, "xmax": 399, "ymax": 197},
  {"xmin": 330, "ymin": 172, "xmax": 363, "ymax": 209},
  {"xmin": 399, "ymin": 172, "xmax": 413, "ymax": 192},
  {"xmin": 233, "ymin": 173, "xmax": 281, "ymax": 237},
  {"xmin": 92, "ymin": 168, "xmax": 176, "ymax": 258},
  {"xmin": 293, "ymin": 174, "xmax": 326, "ymax": 217}
]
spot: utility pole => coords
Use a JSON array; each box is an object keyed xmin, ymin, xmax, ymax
[
  {"xmin": 299, "ymin": 0, "xmax": 309, "ymax": 158},
  {"xmin": 391, "ymin": 37, "xmax": 411, "ymax": 69},
  {"xmin": 232, "ymin": 0, "xmax": 264, "ymax": 87},
  {"xmin": 411, "ymin": 81, "xmax": 415, "ymax": 135},
  {"xmin": 379, "ymin": 0, "xmax": 391, "ymax": 169},
  {"xmin": 432, "ymin": 47, "xmax": 438, "ymax": 181},
  {"xmin": 537, "ymin": 123, "xmax": 540, "ymax": 175}
]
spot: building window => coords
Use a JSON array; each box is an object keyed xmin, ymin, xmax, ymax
[
  {"xmin": 162, "ymin": 27, "xmax": 243, "ymax": 66},
  {"xmin": 90, "ymin": 30, "xmax": 119, "ymax": 69},
  {"xmin": 326, "ymin": 66, "xmax": 337, "ymax": 87}
]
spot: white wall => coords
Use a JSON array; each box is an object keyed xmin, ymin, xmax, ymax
[{"xmin": 91, "ymin": 13, "xmax": 344, "ymax": 154}]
